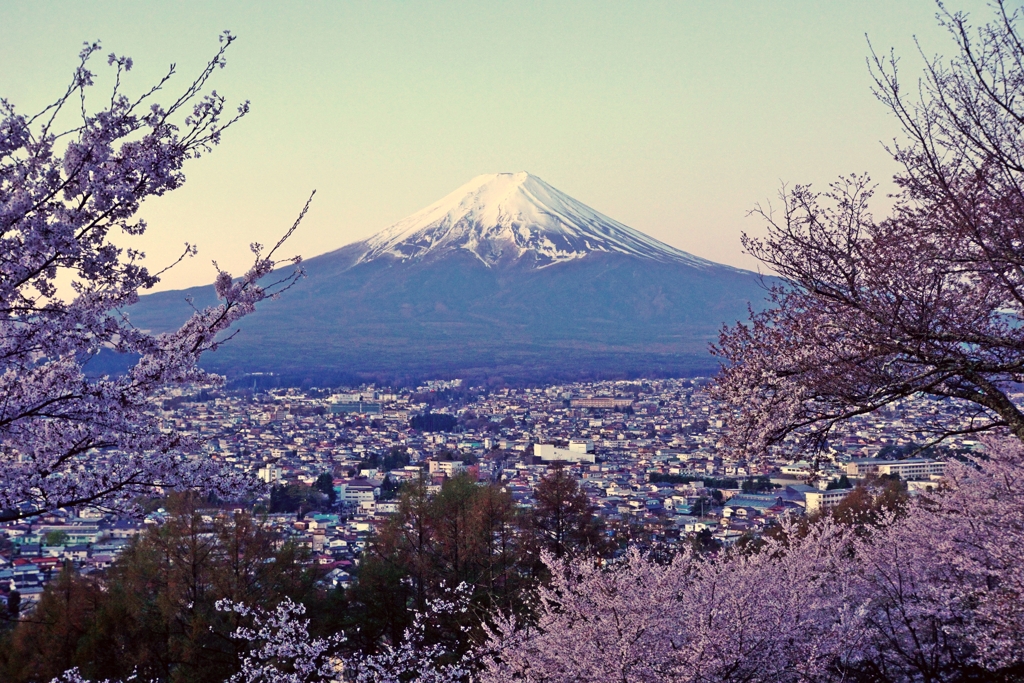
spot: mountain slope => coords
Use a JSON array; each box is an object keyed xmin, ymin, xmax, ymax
[{"xmin": 128, "ymin": 173, "xmax": 767, "ymax": 384}]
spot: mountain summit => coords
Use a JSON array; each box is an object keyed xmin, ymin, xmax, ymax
[
  {"xmin": 128, "ymin": 174, "xmax": 769, "ymax": 384},
  {"xmin": 357, "ymin": 172, "xmax": 711, "ymax": 268}
]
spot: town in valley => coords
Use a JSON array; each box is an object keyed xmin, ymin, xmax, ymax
[{"xmin": 0, "ymin": 377, "xmax": 979, "ymax": 606}]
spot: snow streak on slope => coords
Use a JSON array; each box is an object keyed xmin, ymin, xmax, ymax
[{"xmin": 357, "ymin": 172, "xmax": 714, "ymax": 268}]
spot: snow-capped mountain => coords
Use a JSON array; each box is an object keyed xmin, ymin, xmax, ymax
[
  {"xmin": 129, "ymin": 173, "xmax": 770, "ymax": 384},
  {"xmin": 355, "ymin": 172, "xmax": 712, "ymax": 268}
]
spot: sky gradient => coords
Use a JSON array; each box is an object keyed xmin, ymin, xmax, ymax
[{"xmin": 0, "ymin": 1, "xmax": 991, "ymax": 290}]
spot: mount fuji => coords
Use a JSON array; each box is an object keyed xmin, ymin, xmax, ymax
[
  {"xmin": 357, "ymin": 172, "xmax": 711, "ymax": 268},
  {"xmin": 127, "ymin": 173, "xmax": 769, "ymax": 384}
]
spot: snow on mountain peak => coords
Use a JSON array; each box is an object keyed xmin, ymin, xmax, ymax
[{"xmin": 357, "ymin": 172, "xmax": 713, "ymax": 268}]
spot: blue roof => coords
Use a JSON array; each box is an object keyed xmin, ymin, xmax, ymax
[{"xmin": 726, "ymin": 495, "xmax": 782, "ymax": 509}]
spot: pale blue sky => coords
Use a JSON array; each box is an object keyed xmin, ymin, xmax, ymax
[{"xmin": 0, "ymin": 1, "xmax": 991, "ymax": 289}]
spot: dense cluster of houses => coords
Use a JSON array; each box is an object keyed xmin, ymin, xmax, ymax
[{"xmin": 2, "ymin": 377, "xmax": 987, "ymax": 608}]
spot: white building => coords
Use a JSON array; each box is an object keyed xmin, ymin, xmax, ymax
[
  {"xmin": 569, "ymin": 439, "xmax": 594, "ymax": 454},
  {"xmin": 336, "ymin": 480, "xmax": 378, "ymax": 505},
  {"xmin": 845, "ymin": 458, "xmax": 946, "ymax": 480},
  {"xmin": 876, "ymin": 459, "xmax": 946, "ymax": 480},
  {"xmin": 534, "ymin": 443, "xmax": 596, "ymax": 464},
  {"xmin": 428, "ymin": 460, "xmax": 468, "ymax": 477},
  {"xmin": 780, "ymin": 461, "xmax": 813, "ymax": 478},
  {"xmin": 257, "ymin": 465, "xmax": 283, "ymax": 484},
  {"xmin": 804, "ymin": 488, "xmax": 853, "ymax": 514}
]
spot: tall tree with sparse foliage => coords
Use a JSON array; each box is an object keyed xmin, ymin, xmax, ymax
[
  {"xmin": 530, "ymin": 466, "xmax": 605, "ymax": 559},
  {"xmin": 713, "ymin": 0, "xmax": 1024, "ymax": 453}
]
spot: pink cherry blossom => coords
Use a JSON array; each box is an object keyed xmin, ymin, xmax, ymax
[
  {"xmin": 712, "ymin": 1, "xmax": 1024, "ymax": 457},
  {"xmin": 0, "ymin": 35, "xmax": 307, "ymax": 521}
]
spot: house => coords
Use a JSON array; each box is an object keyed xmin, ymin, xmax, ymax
[
  {"xmin": 722, "ymin": 494, "xmax": 783, "ymax": 518},
  {"xmin": 62, "ymin": 545, "xmax": 89, "ymax": 562},
  {"xmin": 109, "ymin": 519, "xmax": 144, "ymax": 539},
  {"xmin": 86, "ymin": 554, "xmax": 114, "ymax": 571},
  {"xmin": 324, "ymin": 567, "xmax": 352, "ymax": 588}
]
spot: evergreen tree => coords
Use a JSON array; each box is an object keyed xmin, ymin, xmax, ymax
[{"xmin": 530, "ymin": 467, "xmax": 605, "ymax": 559}]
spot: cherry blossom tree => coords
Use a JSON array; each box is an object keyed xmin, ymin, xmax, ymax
[
  {"xmin": 481, "ymin": 522, "xmax": 864, "ymax": 683},
  {"xmin": 22, "ymin": 7, "xmax": 1024, "ymax": 683},
  {"xmin": 348, "ymin": 584, "xmax": 475, "ymax": 683},
  {"xmin": 218, "ymin": 598, "xmax": 343, "ymax": 683},
  {"xmin": 52, "ymin": 436, "xmax": 1016, "ymax": 683},
  {"xmin": 712, "ymin": 1, "xmax": 1024, "ymax": 454},
  {"xmin": 844, "ymin": 437, "xmax": 1024, "ymax": 681},
  {"xmin": 479, "ymin": 437, "xmax": 1024, "ymax": 683},
  {"xmin": 216, "ymin": 589, "xmax": 474, "ymax": 683},
  {"xmin": 481, "ymin": 548, "xmax": 693, "ymax": 683},
  {"xmin": 0, "ymin": 36, "xmax": 307, "ymax": 521}
]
